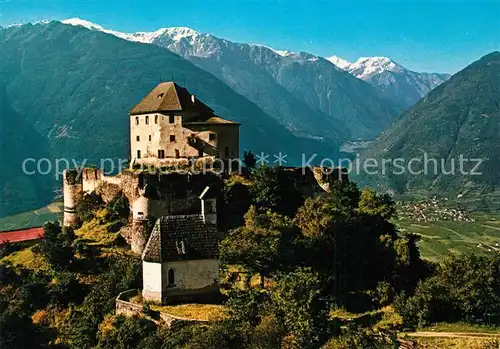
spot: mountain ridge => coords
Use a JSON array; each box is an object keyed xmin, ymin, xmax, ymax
[
  {"xmin": 58, "ymin": 18, "xmax": 404, "ymax": 140},
  {"xmin": 358, "ymin": 51, "xmax": 500, "ymax": 209}
]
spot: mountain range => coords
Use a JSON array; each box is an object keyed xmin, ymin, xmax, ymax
[
  {"xmin": 328, "ymin": 55, "xmax": 451, "ymax": 107},
  {"xmin": 61, "ymin": 18, "xmax": 449, "ymax": 140},
  {"xmin": 0, "ymin": 21, "xmax": 336, "ymax": 216},
  {"xmin": 358, "ymin": 51, "xmax": 500, "ymax": 210},
  {"xmin": 0, "ymin": 18, "xmax": 492, "ymax": 216}
]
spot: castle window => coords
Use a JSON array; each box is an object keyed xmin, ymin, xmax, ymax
[
  {"xmin": 168, "ymin": 268, "xmax": 175, "ymax": 285},
  {"xmin": 149, "ymin": 135, "xmax": 152, "ymax": 142},
  {"xmin": 170, "ymin": 135, "xmax": 176, "ymax": 142},
  {"xmin": 154, "ymin": 115, "xmax": 158, "ymax": 124},
  {"xmin": 135, "ymin": 117, "xmax": 139, "ymax": 125},
  {"xmin": 158, "ymin": 149, "xmax": 165, "ymax": 159},
  {"xmin": 209, "ymin": 133, "xmax": 216, "ymax": 141},
  {"xmin": 137, "ymin": 150, "xmax": 141, "ymax": 159},
  {"xmin": 145, "ymin": 115, "xmax": 149, "ymax": 125},
  {"xmin": 136, "ymin": 136, "xmax": 140, "ymax": 142},
  {"xmin": 169, "ymin": 115, "xmax": 175, "ymax": 124},
  {"xmin": 175, "ymin": 149, "xmax": 180, "ymax": 159}
]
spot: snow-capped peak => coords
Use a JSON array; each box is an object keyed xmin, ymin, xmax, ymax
[
  {"xmin": 327, "ymin": 55, "xmax": 352, "ymax": 70},
  {"xmin": 61, "ymin": 17, "xmax": 143, "ymax": 42},
  {"xmin": 60, "ymin": 18, "xmax": 202, "ymax": 44},
  {"xmin": 348, "ymin": 56, "xmax": 403, "ymax": 79},
  {"xmin": 61, "ymin": 18, "xmax": 106, "ymax": 31},
  {"xmin": 273, "ymin": 49, "xmax": 292, "ymax": 57},
  {"xmin": 161, "ymin": 27, "xmax": 200, "ymax": 40}
]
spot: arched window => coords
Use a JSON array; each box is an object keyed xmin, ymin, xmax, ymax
[{"xmin": 168, "ymin": 268, "xmax": 175, "ymax": 285}]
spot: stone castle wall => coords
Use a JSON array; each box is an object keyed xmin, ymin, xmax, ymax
[{"xmin": 115, "ymin": 289, "xmax": 208, "ymax": 327}]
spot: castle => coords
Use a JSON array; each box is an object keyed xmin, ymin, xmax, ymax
[
  {"xmin": 129, "ymin": 81, "xmax": 240, "ymax": 167},
  {"xmin": 62, "ymin": 82, "xmax": 346, "ymax": 304}
]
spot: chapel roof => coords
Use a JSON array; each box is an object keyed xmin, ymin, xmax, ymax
[{"xmin": 141, "ymin": 214, "xmax": 218, "ymax": 263}]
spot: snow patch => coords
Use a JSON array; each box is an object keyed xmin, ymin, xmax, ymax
[
  {"xmin": 327, "ymin": 55, "xmax": 352, "ymax": 70},
  {"xmin": 348, "ymin": 56, "xmax": 402, "ymax": 79}
]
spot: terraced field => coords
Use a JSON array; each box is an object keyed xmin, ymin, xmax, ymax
[
  {"xmin": 396, "ymin": 213, "xmax": 500, "ymax": 261},
  {"xmin": 0, "ymin": 202, "xmax": 63, "ymax": 231}
]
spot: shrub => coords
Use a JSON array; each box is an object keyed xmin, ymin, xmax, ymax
[{"xmin": 106, "ymin": 193, "xmax": 130, "ymax": 222}]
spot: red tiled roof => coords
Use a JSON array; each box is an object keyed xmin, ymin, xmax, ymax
[{"xmin": 0, "ymin": 227, "xmax": 44, "ymax": 244}]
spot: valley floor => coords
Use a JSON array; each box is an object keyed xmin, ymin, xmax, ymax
[{"xmin": 395, "ymin": 213, "xmax": 500, "ymax": 261}]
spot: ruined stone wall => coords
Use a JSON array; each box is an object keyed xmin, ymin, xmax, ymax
[
  {"xmin": 116, "ymin": 289, "xmax": 208, "ymax": 327},
  {"xmin": 82, "ymin": 168, "xmax": 103, "ymax": 194},
  {"xmin": 282, "ymin": 166, "xmax": 348, "ymax": 195}
]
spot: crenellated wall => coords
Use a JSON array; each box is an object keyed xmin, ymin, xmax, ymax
[{"xmin": 82, "ymin": 168, "xmax": 104, "ymax": 194}]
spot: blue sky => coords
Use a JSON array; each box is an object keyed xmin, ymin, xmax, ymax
[{"xmin": 1, "ymin": 0, "xmax": 499, "ymax": 73}]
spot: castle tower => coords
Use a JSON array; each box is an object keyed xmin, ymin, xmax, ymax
[
  {"xmin": 129, "ymin": 82, "xmax": 240, "ymax": 167},
  {"xmin": 63, "ymin": 169, "xmax": 83, "ymax": 227},
  {"xmin": 130, "ymin": 186, "xmax": 154, "ymax": 254}
]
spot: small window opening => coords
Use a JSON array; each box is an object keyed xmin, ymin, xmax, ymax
[
  {"xmin": 175, "ymin": 149, "xmax": 180, "ymax": 159},
  {"xmin": 209, "ymin": 133, "xmax": 216, "ymax": 141},
  {"xmin": 158, "ymin": 149, "xmax": 165, "ymax": 159},
  {"xmin": 145, "ymin": 115, "xmax": 149, "ymax": 125},
  {"xmin": 170, "ymin": 135, "xmax": 176, "ymax": 142},
  {"xmin": 169, "ymin": 115, "xmax": 175, "ymax": 124},
  {"xmin": 168, "ymin": 269, "xmax": 175, "ymax": 285},
  {"xmin": 149, "ymin": 135, "xmax": 152, "ymax": 142},
  {"xmin": 137, "ymin": 150, "xmax": 141, "ymax": 159},
  {"xmin": 155, "ymin": 115, "xmax": 158, "ymax": 124},
  {"xmin": 136, "ymin": 136, "xmax": 140, "ymax": 142},
  {"xmin": 135, "ymin": 117, "xmax": 139, "ymax": 125}
]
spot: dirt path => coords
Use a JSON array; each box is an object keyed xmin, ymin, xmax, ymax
[
  {"xmin": 482, "ymin": 224, "xmax": 500, "ymax": 231},
  {"xmin": 406, "ymin": 331, "xmax": 500, "ymax": 339}
]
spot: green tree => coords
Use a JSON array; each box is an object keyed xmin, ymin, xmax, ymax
[
  {"xmin": 37, "ymin": 221, "xmax": 76, "ymax": 270},
  {"xmin": 220, "ymin": 206, "xmax": 298, "ymax": 287},
  {"xmin": 243, "ymin": 151, "xmax": 256, "ymax": 169},
  {"xmin": 396, "ymin": 252, "xmax": 500, "ymax": 327},
  {"xmin": 357, "ymin": 187, "xmax": 396, "ymax": 219},
  {"xmin": 76, "ymin": 191, "xmax": 104, "ymax": 222},
  {"xmin": 106, "ymin": 193, "xmax": 130, "ymax": 222},
  {"xmin": 96, "ymin": 315, "xmax": 158, "ymax": 349},
  {"xmin": 294, "ymin": 182, "xmax": 415, "ymax": 305},
  {"xmin": 271, "ymin": 267, "xmax": 330, "ymax": 348},
  {"xmin": 249, "ymin": 165, "xmax": 303, "ymax": 217},
  {"xmin": 48, "ymin": 271, "xmax": 86, "ymax": 306}
]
